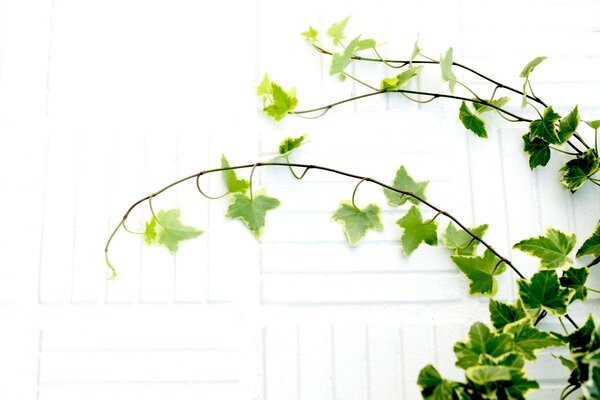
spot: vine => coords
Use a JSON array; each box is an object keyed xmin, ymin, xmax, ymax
[
  {"xmin": 105, "ymin": 17, "xmax": 600, "ymax": 399},
  {"xmin": 259, "ymin": 17, "xmax": 600, "ymax": 193}
]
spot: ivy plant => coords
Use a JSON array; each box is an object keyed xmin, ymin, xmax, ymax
[{"xmin": 105, "ymin": 17, "xmax": 600, "ymax": 399}]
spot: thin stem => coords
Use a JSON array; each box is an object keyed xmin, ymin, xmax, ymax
[
  {"xmin": 573, "ymin": 133, "xmax": 591, "ymax": 150},
  {"xmin": 148, "ymin": 195, "xmax": 164, "ymax": 228},
  {"xmin": 549, "ymin": 146, "xmax": 579, "ymax": 156},
  {"xmin": 285, "ymin": 156, "xmax": 311, "ymax": 180},
  {"xmin": 534, "ymin": 310, "xmax": 548, "ymax": 326},
  {"xmin": 586, "ymin": 255, "xmax": 600, "ymax": 268},
  {"xmin": 455, "ymin": 80, "xmax": 482, "ymax": 100},
  {"xmin": 565, "ymin": 314, "xmax": 579, "ymax": 330},
  {"xmin": 594, "ymin": 128, "xmax": 598, "ymax": 152},
  {"xmin": 294, "ymin": 89, "xmax": 531, "ymax": 122},
  {"xmin": 122, "ymin": 220, "xmax": 144, "ymax": 235},
  {"xmin": 560, "ymin": 384, "xmax": 578, "ymax": 400},
  {"xmin": 195, "ymin": 175, "xmax": 229, "ymax": 200},
  {"xmin": 586, "ymin": 286, "xmax": 600, "ymax": 294},
  {"xmin": 105, "ymin": 162, "xmax": 528, "ymax": 280},
  {"xmin": 558, "ymin": 317, "xmax": 569, "ymax": 335},
  {"xmin": 312, "ymin": 44, "xmax": 548, "ymax": 107},
  {"xmin": 424, "ymin": 211, "xmax": 442, "ymax": 225},
  {"xmin": 249, "ymin": 164, "xmax": 258, "ymax": 201},
  {"xmin": 342, "ymin": 71, "xmax": 379, "ymax": 92},
  {"xmin": 351, "ymin": 177, "xmax": 369, "ymax": 210},
  {"xmin": 373, "ymin": 47, "xmax": 406, "ymax": 69},
  {"xmin": 399, "ymin": 92, "xmax": 438, "ymax": 104}
]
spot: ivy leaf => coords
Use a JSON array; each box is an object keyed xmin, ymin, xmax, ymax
[
  {"xmin": 441, "ymin": 222, "xmax": 488, "ymax": 256},
  {"xmin": 513, "ymin": 227, "xmax": 576, "ymax": 270},
  {"xmin": 451, "ymin": 250, "xmax": 506, "ymax": 296},
  {"xmin": 221, "ymin": 155, "xmax": 250, "ymax": 194},
  {"xmin": 528, "ymin": 106, "xmax": 561, "ymax": 144},
  {"xmin": 489, "ymin": 299, "xmax": 526, "ymax": 331},
  {"xmin": 330, "ymin": 35, "xmax": 362, "ymax": 78},
  {"xmin": 384, "ymin": 165, "xmax": 428, "ymax": 207},
  {"xmin": 256, "ymin": 73, "xmax": 272, "ymax": 96},
  {"xmin": 501, "ymin": 370, "xmax": 540, "ymax": 399},
  {"xmin": 453, "ymin": 322, "xmax": 514, "ymax": 369},
  {"xmin": 301, "ymin": 26, "xmax": 318, "ymax": 43},
  {"xmin": 459, "ymin": 101, "xmax": 487, "ymax": 138},
  {"xmin": 568, "ymin": 315, "xmax": 599, "ymax": 356},
  {"xmin": 518, "ymin": 270, "xmax": 574, "ymax": 316},
  {"xmin": 522, "ymin": 134, "xmax": 551, "ymax": 169},
  {"xmin": 356, "ymin": 38, "xmax": 376, "ymax": 51},
  {"xmin": 505, "ymin": 318, "xmax": 564, "ymax": 360},
  {"xmin": 472, "ymin": 97, "xmax": 510, "ymax": 114},
  {"xmin": 586, "ymin": 120, "xmax": 600, "ymax": 130},
  {"xmin": 326, "ymin": 16, "xmax": 350, "ymax": 46},
  {"xmin": 263, "ymin": 82, "xmax": 298, "ymax": 121},
  {"xmin": 560, "ymin": 149, "xmax": 600, "ymax": 192},
  {"xmin": 225, "ymin": 190, "xmax": 280, "ymax": 240},
  {"xmin": 465, "ymin": 365, "xmax": 512, "ymax": 385},
  {"xmin": 380, "ymin": 66, "xmax": 422, "ymax": 91},
  {"xmin": 277, "ymin": 135, "xmax": 306, "ymax": 158},
  {"xmin": 440, "ymin": 47, "xmax": 457, "ymax": 93},
  {"xmin": 143, "ymin": 208, "xmax": 204, "ymax": 254},
  {"xmin": 331, "ymin": 201, "xmax": 383, "ymax": 245},
  {"xmin": 417, "ymin": 365, "xmax": 457, "ymax": 400},
  {"xmin": 560, "ymin": 267, "xmax": 590, "ymax": 302},
  {"xmin": 577, "ymin": 221, "xmax": 600, "ymax": 258},
  {"xmin": 558, "ymin": 105, "xmax": 580, "ymax": 144},
  {"xmin": 520, "ymin": 56, "xmax": 547, "ymax": 78},
  {"xmin": 396, "ymin": 206, "xmax": 438, "ymax": 256},
  {"xmin": 410, "ymin": 37, "xmax": 421, "ymax": 62}
]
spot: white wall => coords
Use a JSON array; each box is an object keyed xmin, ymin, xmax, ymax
[{"xmin": 0, "ymin": 0, "xmax": 599, "ymax": 398}]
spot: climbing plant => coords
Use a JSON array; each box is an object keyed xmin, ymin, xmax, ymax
[{"xmin": 105, "ymin": 17, "xmax": 600, "ymax": 399}]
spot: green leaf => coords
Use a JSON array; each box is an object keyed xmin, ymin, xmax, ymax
[
  {"xmin": 383, "ymin": 165, "xmax": 428, "ymax": 207},
  {"xmin": 518, "ymin": 270, "xmax": 574, "ymax": 316},
  {"xmin": 396, "ymin": 206, "xmax": 438, "ymax": 256},
  {"xmin": 440, "ymin": 47, "xmax": 457, "ymax": 93},
  {"xmin": 472, "ymin": 97, "xmax": 510, "ymax": 114},
  {"xmin": 263, "ymin": 82, "xmax": 298, "ymax": 121},
  {"xmin": 465, "ymin": 365, "xmax": 511, "ymax": 385},
  {"xmin": 459, "ymin": 101, "xmax": 487, "ymax": 138},
  {"xmin": 586, "ymin": 120, "xmax": 600, "ymax": 130},
  {"xmin": 453, "ymin": 322, "xmax": 514, "ymax": 369},
  {"xmin": 301, "ymin": 26, "xmax": 318, "ymax": 43},
  {"xmin": 568, "ymin": 315, "xmax": 599, "ymax": 356},
  {"xmin": 451, "ymin": 250, "xmax": 506, "ymax": 296},
  {"xmin": 417, "ymin": 365, "xmax": 457, "ymax": 400},
  {"xmin": 560, "ymin": 149, "xmax": 600, "ymax": 192},
  {"xmin": 278, "ymin": 135, "xmax": 306, "ymax": 157},
  {"xmin": 558, "ymin": 106, "xmax": 580, "ymax": 144},
  {"xmin": 330, "ymin": 35, "xmax": 362, "ymax": 78},
  {"xmin": 528, "ymin": 106, "xmax": 561, "ymax": 144},
  {"xmin": 143, "ymin": 208, "xmax": 204, "ymax": 254},
  {"xmin": 225, "ymin": 190, "xmax": 280, "ymax": 240},
  {"xmin": 489, "ymin": 299, "xmax": 526, "ymax": 331},
  {"xmin": 505, "ymin": 318, "xmax": 564, "ymax": 360},
  {"xmin": 256, "ymin": 73, "xmax": 272, "ymax": 96},
  {"xmin": 513, "ymin": 227, "xmax": 576, "ymax": 270},
  {"xmin": 380, "ymin": 66, "xmax": 421, "ymax": 91},
  {"xmin": 557, "ymin": 355, "xmax": 576, "ymax": 371},
  {"xmin": 221, "ymin": 155, "xmax": 250, "ymax": 194},
  {"xmin": 356, "ymin": 38, "xmax": 376, "ymax": 51},
  {"xmin": 326, "ymin": 16, "xmax": 350, "ymax": 46},
  {"xmin": 522, "ymin": 134, "xmax": 551, "ymax": 169},
  {"xmin": 410, "ymin": 37, "xmax": 421, "ymax": 62},
  {"xmin": 501, "ymin": 370, "xmax": 539, "ymax": 399},
  {"xmin": 560, "ymin": 267, "xmax": 590, "ymax": 302},
  {"xmin": 520, "ymin": 56, "xmax": 547, "ymax": 78},
  {"xmin": 331, "ymin": 201, "xmax": 383, "ymax": 245},
  {"xmin": 441, "ymin": 222, "xmax": 488, "ymax": 256},
  {"xmin": 577, "ymin": 221, "xmax": 600, "ymax": 258}
]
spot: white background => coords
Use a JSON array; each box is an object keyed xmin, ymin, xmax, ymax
[{"xmin": 0, "ymin": 0, "xmax": 599, "ymax": 398}]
